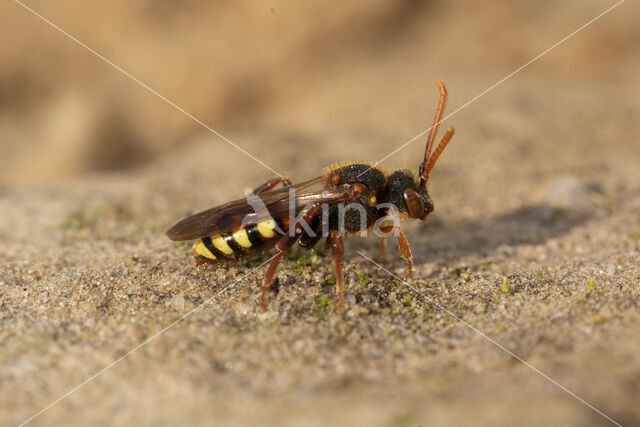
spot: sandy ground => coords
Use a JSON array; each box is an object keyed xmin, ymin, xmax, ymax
[
  {"xmin": 1, "ymin": 78, "xmax": 639, "ymax": 426},
  {"xmin": 1, "ymin": 1, "xmax": 640, "ymax": 426}
]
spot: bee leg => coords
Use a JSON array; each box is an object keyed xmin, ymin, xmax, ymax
[
  {"xmin": 376, "ymin": 237, "xmax": 388, "ymax": 262},
  {"xmin": 261, "ymin": 184, "xmax": 365, "ymax": 310},
  {"xmin": 260, "ymin": 250, "xmax": 284, "ymax": 310},
  {"xmin": 329, "ymin": 230, "xmax": 345, "ymax": 310},
  {"xmin": 395, "ymin": 228, "xmax": 415, "ymax": 279},
  {"xmin": 253, "ymin": 177, "xmax": 292, "ymax": 194},
  {"xmin": 260, "ymin": 205, "xmax": 323, "ymax": 311},
  {"xmin": 379, "ymin": 225, "xmax": 415, "ymax": 279}
]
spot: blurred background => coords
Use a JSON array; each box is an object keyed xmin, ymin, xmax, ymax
[
  {"xmin": 2, "ymin": 1, "xmax": 640, "ymax": 426},
  {"xmin": 0, "ymin": 0, "xmax": 637, "ymax": 184}
]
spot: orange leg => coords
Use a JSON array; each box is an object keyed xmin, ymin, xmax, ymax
[
  {"xmin": 379, "ymin": 225, "xmax": 415, "ymax": 279},
  {"xmin": 330, "ymin": 230, "xmax": 345, "ymax": 310},
  {"xmin": 260, "ymin": 205, "xmax": 322, "ymax": 310},
  {"xmin": 260, "ymin": 184, "xmax": 366, "ymax": 310},
  {"xmin": 395, "ymin": 228, "xmax": 415, "ymax": 279},
  {"xmin": 260, "ymin": 250, "xmax": 284, "ymax": 310},
  {"xmin": 376, "ymin": 236, "xmax": 388, "ymax": 262}
]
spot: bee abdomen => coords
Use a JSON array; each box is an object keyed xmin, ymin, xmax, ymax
[{"xmin": 193, "ymin": 219, "xmax": 281, "ymax": 262}]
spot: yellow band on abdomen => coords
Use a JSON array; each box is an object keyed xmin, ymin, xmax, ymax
[
  {"xmin": 232, "ymin": 228, "xmax": 252, "ymax": 248},
  {"xmin": 194, "ymin": 241, "xmax": 216, "ymax": 259},
  {"xmin": 211, "ymin": 236, "xmax": 234, "ymax": 255},
  {"xmin": 257, "ymin": 220, "xmax": 277, "ymax": 238}
]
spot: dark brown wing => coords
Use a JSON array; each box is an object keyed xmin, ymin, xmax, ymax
[{"xmin": 166, "ymin": 176, "xmax": 348, "ymax": 241}]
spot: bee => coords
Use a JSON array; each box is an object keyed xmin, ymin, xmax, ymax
[{"xmin": 166, "ymin": 80, "xmax": 455, "ymax": 310}]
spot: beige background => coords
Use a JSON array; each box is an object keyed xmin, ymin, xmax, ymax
[{"xmin": 1, "ymin": 1, "xmax": 639, "ymax": 426}]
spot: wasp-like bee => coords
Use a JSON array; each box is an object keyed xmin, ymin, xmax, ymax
[{"xmin": 167, "ymin": 80, "xmax": 455, "ymax": 310}]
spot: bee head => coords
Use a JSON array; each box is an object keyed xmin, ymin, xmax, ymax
[
  {"xmin": 404, "ymin": 187, "xmax": 434, "ymax": 220},
  {"xmin": 385, "ymin": 171, "xmax": 433, "ymax": 220}
]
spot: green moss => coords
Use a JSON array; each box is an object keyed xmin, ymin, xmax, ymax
[
  {"xmin": 578, "ymin": 292, "xmax": 586, "ymax": 302},
  {"xmin": 501, "ymin": 278, "xmax": 512, "ymax": 295},
  {"xmin": 174, "ymin": 241, "xmax": 185, "ymax": 248},
  {"xmin": 537, "ymin": 268, "xmax": 543, "ymax": 283},
  {"xmin": 404, "ymin": 295, "xmax": 413, "ymax": 304},
  {"xmin": 286, "ymin": 250, "xmax": 304, "ymax": 262},
  {"xmin": 309, "ymin": 254, "xmax": 322, "ymax": 265},
  {"xmin": 448, "ymin": 267, "xmax": 463, "ymax": 276},
  {"xmin": 461, "ymin": 273, "xmax": 471, "ymax": 282},
  {"xmin": 517, "ymin": 293, "xmax": 523, "ymax": 300},
  {"xmin": 60, "ymin": 209, "xmax": 101, "ymax": 230},
  {"xmin": 587, "ymin": 278, "xmax": 596, "ymax": 292},
  {"xmin": 110, "ymin": 202, "xmax": 133, "ymax": 221},
  {"xmin": 244, "ymin": 255, "xmax": 266, "ymax": 267},
  {"xmin": 314, "ymin": 295, "xmax": 331, "ymax": 308},
  {"xmin": 358, "ymin": 272, "xmax": 371, "ymax": 288},
  {"xmin": 321, "ymin": 279, "xmax": 336, "ymax": 288},
  {"xmin": 288, "ymin": 251, "xmax": 324, "ymax": 273}
]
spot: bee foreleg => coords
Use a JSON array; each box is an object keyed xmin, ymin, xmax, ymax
[
  {"xmin": 395, "ymin": 228, "xmax": 415, "ymax": 279},
  {"xmin": 253, "ymin": 176, "xmax": 292, "ymax": 194},
  {"xmin": 379, "ymin": 225, "xmax": 415, "ymax": 279},
  {"xmin": 329, "ymin": 230, "xmax": 345, "ymax": 310}
]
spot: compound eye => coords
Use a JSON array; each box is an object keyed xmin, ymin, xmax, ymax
[
  {"xmin": 403, "ymin": 188, "xmax": 425, "ymax": 219},
  {"xmin": 425, "ymin": 198, "xmax": 434, "ymax": 214}
]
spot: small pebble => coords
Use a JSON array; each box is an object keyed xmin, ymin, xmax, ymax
[{"xmin": 169, "ymin": 292, "xmax": 185, "ymax": 311}]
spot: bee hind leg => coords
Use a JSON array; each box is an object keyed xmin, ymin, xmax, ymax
[
  {"xmin": 260, "ymin": 184, "xmax": 365, "ymax": 310},
  {"xmin": 260, "ymin": 205, "xmax": 322, "ymax": 311},
  {"xmin": 260, "ymin": 251, "xmax": 285, "ymax": 310}
]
